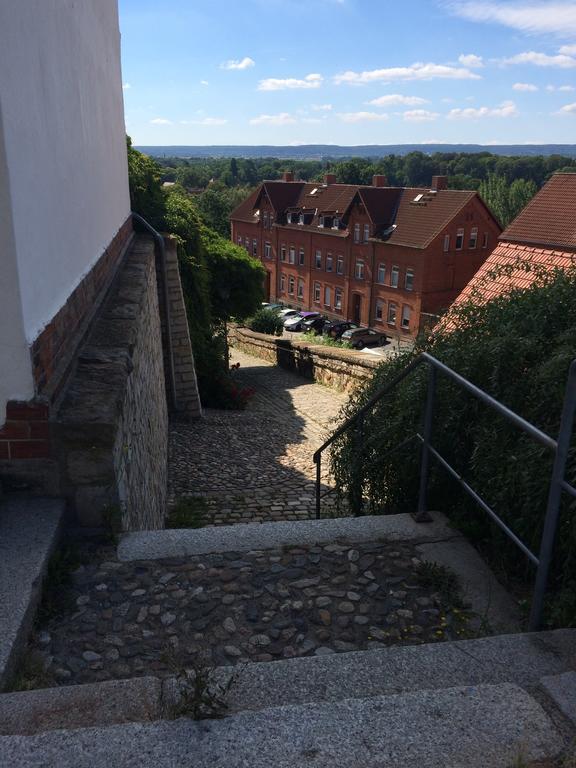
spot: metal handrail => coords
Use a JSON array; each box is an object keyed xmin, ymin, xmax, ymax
[{"xmin": 313, "ymin": 352, "xmax": 576, "ymax": 630}]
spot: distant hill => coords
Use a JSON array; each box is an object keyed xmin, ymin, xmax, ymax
[{"xmin": 135, "ymin": 144, "xmax": 576, "ymax": 160}]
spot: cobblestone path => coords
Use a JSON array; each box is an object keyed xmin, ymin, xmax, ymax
[
  {"xmin": 168, "ymin": 348, "xmax": 350, "ymax": 525},
  {"xmin": 30, "ymin": 539, "xmax": 476, "ymax": 688}
]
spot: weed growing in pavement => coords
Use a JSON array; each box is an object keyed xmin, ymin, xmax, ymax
[
  {"xmin": 166, "ymin": 496, "xmax": 208, "ymax": 529},
  {"xmin": 11, "ymin": 649, "xmax": 55, "ymax": 692}
]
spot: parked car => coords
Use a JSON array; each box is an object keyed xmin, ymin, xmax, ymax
[
  {"xmin": 340, "ymin": 327, "xmax": 388, "ymax": 349},
  {"xmin": 323, "ymin": 320, "xmax": 359, "ymax": 340},
  {"xmin": 277, "ymin": 308, "xmax": 301, "ymax": 320},
  {"xmin": 284, "ymin": 311, "xmax": 321, "ymax": 331},
  {"xmin": 301, "ymin": 315, "xmax": 328, "ymax": 335},
  {"xmin": 261, "ymin": 302, "xmax": 284, "ymax": 312}
]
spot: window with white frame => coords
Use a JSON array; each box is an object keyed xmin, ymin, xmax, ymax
[
  {"xmin": 313, "ymin": 282, "xmax": 321, "ymax": 303},
  {"xmin": 238, "ymin": 235, "xmax": 242, "ymax": 245},
  {"xmin": 297, "ymin": 278, "xmax": 304, "ymax": 299},
  {"xmin": 443, "ymin": 234, "xmax": 450, "ymax": 252},
  {"xmin": 391, "ymin": 266, "xmax": 399, "ymax": 288},
  {"xmin": 288, "ymin": 276, "xmax": 295, "ymax": 294},
  {"xmin": 401, "ymin": 305, "xmax": 410, "ymax": 329},
  {"xmin": 280, "ymin": 273, "xmax": 286, "ymax": 292},
  {"xmin": 333, "ymin": 216, "xmax": 340, "ymax": 229},
  {"xmin": 287, "ymin": 212, "xmax": 293, "ymax": 224},
  {"xmin": 363, "ymin": 223, "xmax": 370, "ymax": 242},
  {"xmin": 264, "ymin": 242, "xmax": 271, "ymax": 259},
  {"xmin": 318, "ymin": 216, "xmax": 325, "ymax": 228},
  {"xmin": 299, "ymin": 213, "xmax": 304, "ymax": 225},
  {"xmin": 263, "ymin": 212, "xmax": 268, "ymax": 229},
  {"xmin": 354, "ymin": 223, "xmax": 360, "ymax": 243},
  {"xmin": 281, "ymin": 245, "xmax": 286, "ymax": 262},
  {"xmin": 326, "ymin": 254, "xmax": 333, "ymax": 272},
  {"xmin": 335, "ymin": 287, "xmax": 342, "ymax": 310},
  {"xmin": 377, "ymin": 263, "xmax": 386, "ymax": 284},
  {"xmin": 315, "ymin": 250, "xmax": 322, "ymax": 269},
  {"xmin": 355, "ymin": 260, "xmax": 364, "ymax": 279},
  {"xmin": 289, "ymin": 246, "xmax": 296, "ymax": 264},
  {"xmin": 469, "ymin": 227, "xmax": 478, "ymax": 249},
  {"xmin": 388, "ymin": 302, "xmax": 397, "ymax": 325},
  {"xmin": 482, "ymin": 232, "xmax": 489, "ymax": 249},
  {"xmin": 455, "ymin": 228, "xmax": 464, "ymax": 250},
  {"xmin": 324, "ymin": 286, "xmax": 331, "ymax": 306},
  {"xmin": 299, "ymin": 247, "xmax": 305, "ymax": 265},
  {"xmin": 336, "ymin": 255, "xmax": 344, "ymax": 274},
  {"xmin": 269, "ymin": 214, "xmax": 274, "ymax": 227},
  {"xmin": 375, "ymin": 299, "xmax": 384, "ymax": 322},
  {"xmin": 252, "ymin": 239, "xmax": 257, "ymax": 257},
  {"xmin": 405, "ymin": 269, "xmax": 414, "ymax": 291},
  {"xmin": 245, "ymin": 237, "xmax": 249, "ymax": 249}
]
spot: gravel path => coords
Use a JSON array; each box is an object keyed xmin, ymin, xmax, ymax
[{"xmin": 168, "ymin": 349, "xmax": 349, "ymax": 524}]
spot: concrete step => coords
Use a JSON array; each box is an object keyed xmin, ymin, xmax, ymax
[
  {"xmin": 0, "ymin": 682, "xmax": 563, "ymax": 767},
  {"xmin": 0, "ymin": 497, "xmax": 64, "ymax": 689}
]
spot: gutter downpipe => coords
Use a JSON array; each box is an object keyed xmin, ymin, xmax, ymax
[{"xmin": 131, "ymin": 212, "xmax": 178, "ymax": 412}]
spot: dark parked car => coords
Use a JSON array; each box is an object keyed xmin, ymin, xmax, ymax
[
  {"xmin": 261, "ymin": 302, "xmax": 284, "ymax": 312},
  {"xmin": 340, "ymin": 327, "xmax": 388, "ymax": 349},
  {"xmin": 323, "ymin": 320, "xmax": 359, "ymax": 340},
  {"xmin": 301, "ymin": 315, "xmax": 328, "ymax": 335},
  {"xmin": 284, "ymin": 311, "xmax": 321, "ymax": 331}
]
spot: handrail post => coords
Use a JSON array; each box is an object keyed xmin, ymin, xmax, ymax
[
  {"xmin": 315, "ymin": 454, "xmax": 321, "ymax": 520},
  {"xmin": 350, "ymin": 413, "xmax": 365, "ymax": 517},
  {"xmin": 529, "ymin": 360, "xmax": 576, "ymax": 630},
  {"xmin": 416, "ymin": 364, "xmax": 436, "ymax": 522}
]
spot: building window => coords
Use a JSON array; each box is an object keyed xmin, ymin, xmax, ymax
[
  {"xmin": 355, "ymin": 260, "xmax": 364, "ymax": 279},
  {"xmin": 336, "ymin": 255, "xmax": 344, "ymax": 275},
  {"xmin": 375, "ymin": 300, "xmax": 384, "ymax": 322},
  {"xmin": 281, "ymin": 245, "xmax": 286, "ymax": 262},
  {"xmin": 315, "ymin": 250, "xmax": 322, "ymax": 269},
  {"xmin": 405, "ymin": 269, "xmax": 414, "ymax": 291},
  {"xmin": 401, "ymin": 305, "xmax": 410, "ymax": 329},
  {"xmin": 264, "ymin": 242, "xmax": 271, "ymax": 259},
  {"xmin": 333, "ymin": 216, "xmax": 340, "ymax": 229},
  {"xmin": 391, "ymin": 266, "xmax": 399, "ymax": 288},
  {"xmin": 289, "ymin": 246, "xmax": 296, "ymax": 264},
  {"xmin": 238, "ymin": 235, "xmax": 243, "ymax": 245},
  {"xmin": 269, "ymin": 214, "xmax": 274, "ymax": 227},
  {"xmin": 335, "ymin": 288, "xmax": 342, "ymax": 310},
  {"xmin": 252, "ymin": 239, "xmax": 258, "ymax": 257},
  {"xmin": 287, "ymin": 212, "xmax": 293, "ymax": 224},
  {"xmin": 245, "ymin": 237, "xmax": 250, "ymax": 250},
  {"xmin": 324, "ymin": 286, "xmax": 331, "ymax": 306},
  {"xmin": 377, "ymin": 263, "xmax": 386, "ymax": 284},
  {"xmin": 299, "ymin": 213, "xmax": 305, "ymax": 225},
  {"xmin": 299, "ymin": 247, "xmax": 305, "ymax": 266},
  {"xmin": 326, "ymin": 254, "xmax": 333, "ymax": 272},
  {"xmin": 280, "ymin": 273, "xmax": 286, "ymax": 292},
  {"xmin": 482, "ymin": 232, "xmax": 489, "ymax": 249},
  {"xmin": 354, "ymin": 223, "xmax": 360, "ymax": 243},
  {"xmin": 263, "ymin": 212, "xmax": 268, "ymax": 229},
  {"xmin": 388, "ymin": 302, "xmax": 397, "ymax": 325},
  {"xmin": 297, "ymin": 278, "xmax": 304, "ymax": 299},
  {"xmin": 443, "ymin": 234, "xmax": 450, "ymax": 252},
  {"xmin": 313, "ymin": 282, "xmax": 321, "ymax": 303},
  {"xmin": 455, "ymin": 228, "xmax": 464, "ymax": 250},
  {"xmin": 469, "ymin": 227, "xmax": 478, "ymax": 249},
  {"xmin": 288, "ymin": 276, "xmax": 295, "ymax": 294},
  {"xmin": 363, "ymin": 224, "xmax": 370, "ymax": 243},
  {"xmin": 319, "ymin": 216, "xmax": 324, "ymax": 228}
]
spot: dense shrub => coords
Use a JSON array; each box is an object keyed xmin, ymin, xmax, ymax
[
  {"xmin": 330, "ymin": 265, "xmax": 576, "ymax": 626},
  {"xmin": 249, "ymin": 308, "xmax": 285, "ymax": 336}
]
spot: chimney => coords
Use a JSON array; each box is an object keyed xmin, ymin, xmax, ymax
[
  {"xmin": 282, "ymin": 171, "xmax": 294, "ymax": 182},
  {"xmin": 324, "ymin": 173, "xmax": 337, "ymax": 186},
  {"xmin": 372, "ymin": 174, "xmax": 388, "ymax": 187},
  {"xmin": 431, "ymin": 175, "xmax": 448, "ymax": 191}
]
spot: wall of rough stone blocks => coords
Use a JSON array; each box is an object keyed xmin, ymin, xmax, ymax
[{"xmin": 230, "ymin": 326, "xmax": 380, "ymax": 394}]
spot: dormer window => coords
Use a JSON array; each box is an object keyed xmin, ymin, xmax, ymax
[
  {"xmin": 319, "ymin": 216, "xmax": 324, "ymax": 228},
  {"xmin": 287, "ymin": 212, "xmax": 293, "ymax": 224},
  {"xmin": 299, "ymin": 213, "xmax": 304, "ymax": 225},
  {"xmin": 333, "ymin": 217, "xmax": 340, "ymax": 229}
]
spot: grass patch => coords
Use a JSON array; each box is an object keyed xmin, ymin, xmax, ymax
[
  {"xmin": 166, "ymin": 497, "xmax": 208, "ymax": 529},
  {"xmin": 36, "ymin": 545, "xmax": 82, "ymax": 623},
  {"xmin": 301, "ymin": 331, "xmax": 352, "ymax": 349}
]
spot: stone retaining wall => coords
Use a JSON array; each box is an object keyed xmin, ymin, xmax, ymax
[{"xmin": 230, "ymin": 326, "xmax": 380, "ymax": 394}]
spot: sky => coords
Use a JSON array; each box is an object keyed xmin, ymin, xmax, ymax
[{"xmin": 119, "ymin": 0, "xmax": 576, "ymax": 146}]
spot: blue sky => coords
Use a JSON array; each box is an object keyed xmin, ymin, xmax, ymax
[{"xmin": 119, "ymin": 0, "xmax": 576, "ymax": 146}]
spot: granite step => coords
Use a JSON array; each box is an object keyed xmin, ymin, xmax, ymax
[{"xmin": 0, "ymin": 682, "xmax": 563, "ymax": 767}]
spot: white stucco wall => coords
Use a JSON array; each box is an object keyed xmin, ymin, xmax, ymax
[{"xmin": 0, "ymin": 0, "xmax": 131, "ymax": 352}]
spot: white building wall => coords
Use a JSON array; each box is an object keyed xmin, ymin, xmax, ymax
[{"xmin": 0, "ymin": 0, "xmax": 131, "ymax": 350}]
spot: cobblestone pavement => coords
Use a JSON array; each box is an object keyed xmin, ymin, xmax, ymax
[
  {"xmin": 168, "ymin": 348, "xmax": 350, "ymax": 525},
  {"xmin": 30, "ymin": 539, "xmax": 477, "ymax": 688}
]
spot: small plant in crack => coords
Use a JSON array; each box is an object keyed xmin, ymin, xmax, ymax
[{"xmin": 415, "ymin": 561, "xmax": 462, "ymax": 606}]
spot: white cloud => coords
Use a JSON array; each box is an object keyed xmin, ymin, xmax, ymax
[
  {"xmin": 447, "ymin": 100, "xmax": 519, "ymax": 119},
  {"xmin": 122, "ymin": 83, "xmax": 131, "ymax": 90},
  {"xmin": 547, "ymin": 83, "xmax": 576, "ymax": 91},
  {"xmin": 458, "ymin": 53, "xmax": 484, "ymax": 67},
  {"xmin": 560, "ymin": 44, "xmax": 576, "ymax": 55},
  {"xmin": 558, "ymin": 102, "xmax": 576, "ymax": 113},
  {"xmin": 249, "ymin": 112, "xmax": 297, "ymax": 125},
  {"xmin": 513, "ymin": 82, "xmax": 539, "ymax": 91},
  {"xmin": 200, "ymin": 80, "xmax": 209, "ymax": 86},
  {"xmin": 150, "ymin": 117, "xmax": 172, "ymax": 125},
  {"xmin": 334, "ymin": 62, "xmax": 481, "ymax": 85},
  {"xmin": 503, "ymin": 51, "xmax": 576, "ymax": 67},
  {"xmin": 258, "ymin": 73, "xmax": 323, "ymax": 91},
  {"xmin": 301, "ymin": 117, "xmax": 323, "ymax": 124},
  {"xmin": 181, "ymin": 117, "xmax": 227, "ymax": 126},
  {"xmin": 367, "ymin": 94, "xmax": 429, "ymax": 106},
  {"xmin": 220, "ymin": 57, "xmax": 255, "ymax": 70},
  {"xmin": 449, "ymin": 2, "xmax": 576, "ymax": 37},
  {"xmin": 312, "ymin": 103, "xmax": 333, "ymax": 111},
  {"xmin": 403, "ymin": 109, "xmax": 440, "ymax": 122},
  {"xmin": 337, "ymin": 111, "xmax": 390, "ymax": 123}
]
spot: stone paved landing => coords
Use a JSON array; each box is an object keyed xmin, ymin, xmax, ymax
[{"xmin": 168, "ymin": 348, "xmax": 348, "ymax": 524}]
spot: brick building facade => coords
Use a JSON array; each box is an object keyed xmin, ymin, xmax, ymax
[{"xmin": 231, "ymin": 173, "xmax": 501, "ymax": 341}]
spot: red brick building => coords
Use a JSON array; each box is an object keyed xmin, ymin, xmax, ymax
[{"xmin": 231, "ymin": 173, "xmax": 501, "ymax": 341}]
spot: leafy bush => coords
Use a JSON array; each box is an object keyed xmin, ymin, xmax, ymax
[
  {"xmin": 249, "ymin": 308, "xmax": 284, "ymax": 336},
  {"xmin": 301, "ymin": 331, "xmax": 352, "ymax": 349},
  {"xmin": 330, "ymin": 265, "xmax": 576, "ymax": 626}
]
